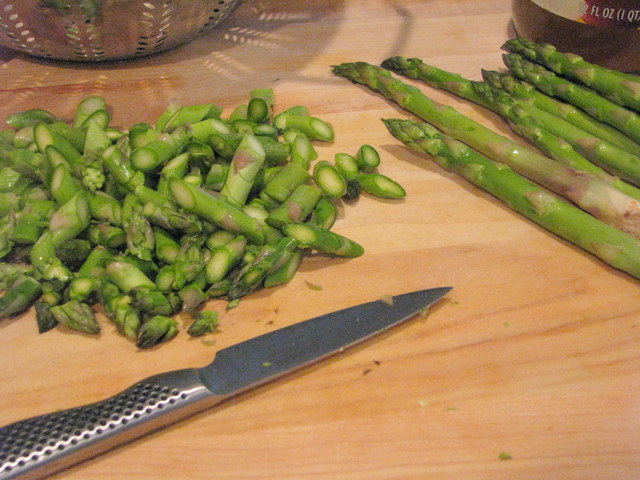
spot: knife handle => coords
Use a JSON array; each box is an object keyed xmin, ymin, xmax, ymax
[{"xmin": 0, "ymin": 368, "xmax": 219, "ymax": 480}]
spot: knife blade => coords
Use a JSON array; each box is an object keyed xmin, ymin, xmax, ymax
[{"xmin": 0, "ymin": 286, "xmax": 451, "ymax": 480}]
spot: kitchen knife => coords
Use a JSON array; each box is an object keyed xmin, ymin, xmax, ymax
[{"xmin": 0, "ymin": 286, "xmax": 451, "ymax": 480}]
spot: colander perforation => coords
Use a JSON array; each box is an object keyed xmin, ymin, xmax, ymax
[{"xmin": 0, "ymin": 0, "xmax": 244, "ymax": 61}]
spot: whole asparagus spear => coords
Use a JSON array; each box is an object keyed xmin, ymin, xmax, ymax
[
  {"xmin": 380, "ymin": 57, "xmax": 640, "ymax": 193},
  {"xmin": 475, "ymin": 84, "xmax": 640, "ymax": 189},
  {"xmin": 503, "ymin": 53, "xmax": 640, "ymax": 144},
  {"xmin": 480, "ymin": 69, "xmax": 640, "ymax": 158},
  {"xmin": 383, "ymin": 118, "xmax": 640, "ymax": 280},
  {"xmin": 332, "ymin": 61, "xmax": 640, "ymax": 238},
  {"xmin": 380, "ymin": 56, "xmax": 608, "ymax": 177},
  {"xmin": 502, "ymin": 37, "xmax": 640, "ymax": 113}
]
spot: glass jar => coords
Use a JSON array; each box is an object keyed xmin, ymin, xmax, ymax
[{"xmin": 512, "ymin": 0, "xmax": 640, "ymax": 71}]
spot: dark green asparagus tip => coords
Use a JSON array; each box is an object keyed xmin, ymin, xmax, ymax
[
  {"xmin": 136, "ymin": 315, "xmax": 178, "ymax": 349},
  {"xmin": 331, "ymin": 62, "xmax": 365, "ymax": 81},
  {"xmin": 0, "ymin": 275, "xmax": 42, "ymax": 318},
  {"xmin": 501, "ymin": 37, "xmax": 547, "ymax": 57},
  {"xmin": 380, "ymin": 56, "xmax": 412, "ymax": 73},
  {"xmin": 470, "ymin": 81, "xmax": 507, "ymax": 105},
  {"xmin": 187, "ymin": 310, "xmax": 219, "ymax": 337},
  {"xmin": 502, "ymin": 53, "xmax": 527, "ymax": 76},
  {"xmin": 501, "ymin": 38, "xmax": 523, "ymax": 51},
  {"xmin": 50, "ymin": 300, "xmax": 100, "ymax": 335}
]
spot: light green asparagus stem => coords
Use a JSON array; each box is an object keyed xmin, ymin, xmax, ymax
[
  {"xmin": 228, "ymin": 236, "xmax": 298, "ymax": 300},
  {"xmin": 204, "ymin": 163, "xmax": 228, "ymax": 191},
  {"xmin": 208, "ymin": 133, "xmax": 290, "ymax": 164},
  {"xmin": 67, "ymin": 245, "xmax": 112, "ymax": 302},
  {"xmin": 11, "ymin": 199, "xmax": 55, "ymax": 245},
  {"xmin": 308, "ymin": 196, "xmax": 338, "ymax": 229},
  {"xmin": 249, "ymin": 88, "xmax": 275, "ymax": 122},
  {"xmin": 287, "ymin": 132, "xmax": 318, "ymax": 169},
  {"xmin": 263, "ymin": 248, "xmax": 302, "ymax": 288},
  {"xmin": 243, "ymin": 198, "xmax": 283, "ymax": 245},
  {"xmin": 355, "ymin": 172, "xmax": 406, "ymax": 199},
  {"xmin": 88, "ymin": 191, "xmax": 122, "ymax": 226},
  {"xmin": 332, "ymin": 61, "xmax": 640, "ymax": 238},
  {"xmin": 29, "ymin": 232, "xmax": 72, "ymax": 282},
  {"xmin": 86, "ymin": 223, "xmax": 126, "ymax": 248},
  {"xmin": 473, "ymin": 82, "xmax": 640, "ymax": 190},
  {"xmin": 128, "ymin": 122, "xmax": 158, "ymax": 150},
  {"xmin": 130, "ymin": 139, "xmax": 176, "ymax": 172},
  {"xmin": 502, "ymin": 37, "xmax": 640, "ymax": 113},
  {"xmin": 0, "ymin": 214, "xmax": 15, "ymax": 260},
  {"xmin": 99, "ymin": 281, "xmax": 141, "ymax": 340},
  {"xmin": 47, "ymin": 191, "xmax": 91, "ymax": 246},
  {"xmin": 74, "ymin": 95, "xmax": 107, "ymax": 128},
  {"xmin": 0, "ymin": 263, "xmax": 33, "ymax": 289},
  {"xmin": 49, "ymin": 120, "xmax": 88, "ymax": 151},
  {"xmin": 190, "ymin": 117, "xmax": 233, "ymax": 142},
  {"xmin": 106, "ymin": 259, "xmax": 173, "ymax": 316},
  {"xmin": 49, "ymin": 163, "xmax": 81, "ymax": 204},
  {"xmin": 121, "ymin": 194, "xmax": 154, "ymax": 261},
  {"xmin": 273, "ymin": 112, "xmax": 334, "ymax": 142},
  {"xmin": 105, "ymin": 260, "xmax": 156, "ymax": 292},
  {"xmin": 177, "ymin": 279, "xmax": 207, "ymax": 314},
  {"xmin": 41, "ymin": 145, "xmax": 69, "ymax": 189},
  {"xmin": 6, "ymin": 148, "xmax": 44, "ymax": 181},
  {"xmin": 34, "ymin": 123, "xmax": 83, "ymax": 176},
  {"xmin": 6, "ymin": 109, "xmax": 57, "ymax": 129},
  {"xmin": 283, "ymin": 223, "xmax": 364, "ymax": 258},
  {"xmin": 313, "ymin": 160, "xmax": 347, "ymax": 198},
  {"xmin": 153, "ymin": 227, "xmax": 181, "ymax": 264},
  {"xmin": 205, "ymin": 234, "xmax": 247, "ymax": 283},
  {"xmin": 383, "ymin": 117, "xmax": 640, "ymax": 280},
  {"xmin": 220, "ymin": 134, "xmax": 266, "ymax": 206},
  {"xmin": 266, "ymin": 184, "xmax": 323, "ymax": 229},
  {"xmin": 382, "ymin": 56, "xmax": 487, "ymax": 104},
  {"xmin": 83, "ymin": 115, "xmax": 111, "ymax": 156},
  {"xmin": 480, "ymin": 69, "xmax": 640, "ymax": 158},
  {"xmin": 160, "ymin": 104, "xmax": 222, "ymax": 132},
  {"xmin": 356, "ymin": 144, "xmax": 381, "ymax": 172},
  {"xmin": 158, "ymin": 238, "xmax": 207, "ymax": 291},
  {"xmin": 503, "ymin": 53, "xmax": 640, "ymax": 144},
  {"xmin": 168, "ymin": 178, "xmax": 264, "ymax": 245},
  {"xmin": 381, "ymin": 56, "xmax": 640, "ymax": 196},
  {"xmin": 101, "ymin": 144, "xmax": 145, "ymax": 190},
  {"xmin": 247, "ymin": 98, "xmax": 270, "ymax": 124},
  {"xmin": 334, "ymin": 152, "xmax": 359, "ymax": 176},
  {"xmin": 263, "ymin": 162, "xmax": 311, "ymax": 203},
  {"xmin": 136, "ymin": 184, "xmax": 203, "ymax": 233}
]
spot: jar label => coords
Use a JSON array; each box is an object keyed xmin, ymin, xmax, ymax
[{"xmin": 530, "ymin": 0, "xmax": 640, "ymax": 28}]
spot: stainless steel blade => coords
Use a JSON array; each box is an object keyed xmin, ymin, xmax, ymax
[
  {"xmin": 199, "ymin": 287, "xmax": 453, "ymax": 394},
  {"xmin": 0, "ymin": 287, "xmax": 451, "ymax": 480}
]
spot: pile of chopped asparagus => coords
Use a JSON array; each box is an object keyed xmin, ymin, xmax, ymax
[
  {"xmin": 332, "ymin": 38, "xmax": 640, "ymax": 281},
  {"xmin": 0, "ymin": 88, "xmax": 405, "ymax": 348}
]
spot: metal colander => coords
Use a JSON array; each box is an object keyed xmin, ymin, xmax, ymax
[{"xmin": 0, "ymin": 0, "xmax": 244, "ymax": 62}]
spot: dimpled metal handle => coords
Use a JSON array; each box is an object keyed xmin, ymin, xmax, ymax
[{"xmin": 0, "ymin": 368, "xmax": 218, "ymax": 480}]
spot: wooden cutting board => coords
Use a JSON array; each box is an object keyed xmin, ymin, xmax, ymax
[{"xmin": 1, "ymin": 1, "xmax": 639, "ymax": 479}]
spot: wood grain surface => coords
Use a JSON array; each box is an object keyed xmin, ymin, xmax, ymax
[{"xmin": 1, "ymin": 1, "xmax": 639, "ymax": 479}]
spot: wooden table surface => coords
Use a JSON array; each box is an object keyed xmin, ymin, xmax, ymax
[{"xmin": 1, "ymin": 1, "xmax": 640, "ymax": 479}]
